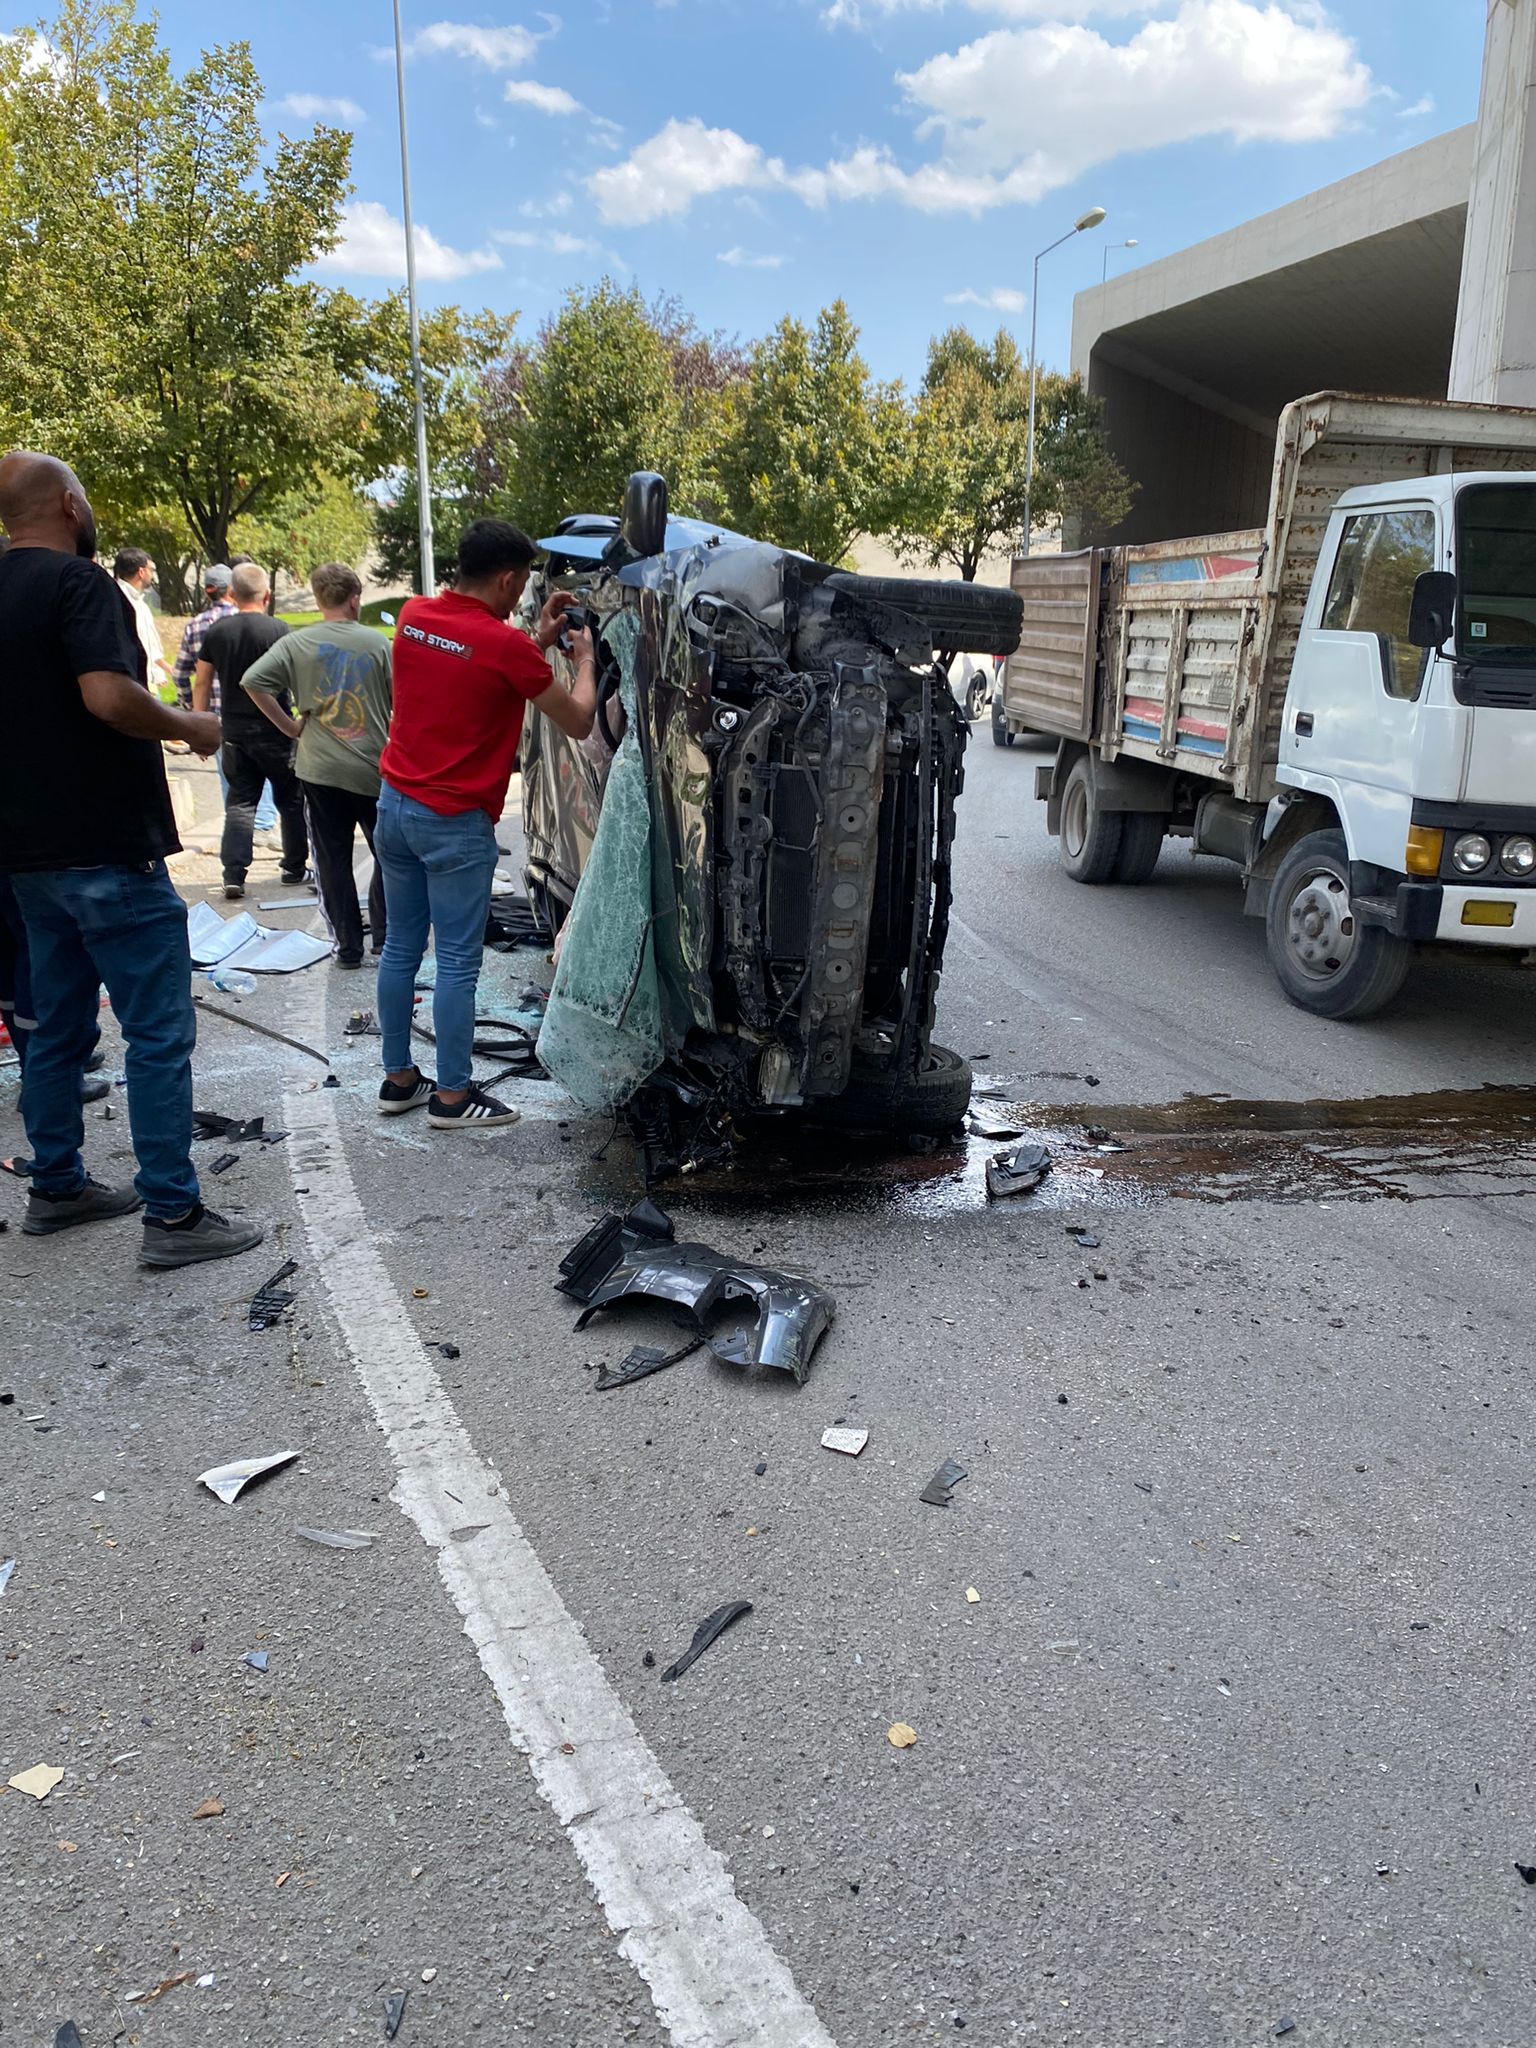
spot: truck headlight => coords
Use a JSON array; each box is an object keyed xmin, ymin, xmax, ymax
[
  {"xmin": 1452, "ymin": 833, "xmax": 1493, "ymax": 875},
  {"xmin": 1500, "ymin": 835, "xmax": 1536, "ymax": 878}
]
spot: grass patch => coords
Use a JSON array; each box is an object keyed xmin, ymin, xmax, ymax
[{"xmin": 276, "ymin": 596, "xmax": 401, "ymax": 635}]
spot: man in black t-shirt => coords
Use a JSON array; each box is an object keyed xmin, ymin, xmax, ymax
[
  {"xmin": 0, "ymin": 450, "xmax": 265, "ymax": 1268},
  {"xmin": 195, "ymin": 563, "xmax": 308, "ymax": 898}
]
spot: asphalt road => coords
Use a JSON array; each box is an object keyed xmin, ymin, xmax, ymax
[{"xmin": 4, "ymin": 732, "xmax": 1535, "ymax": 2048}]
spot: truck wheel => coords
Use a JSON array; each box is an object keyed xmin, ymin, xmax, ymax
[
  {"xmin": 1265, "ymin": 829, "xmax": 1411, "ymax": 1020},
  {"xmin": 1112, "ymin": 811, "xmax": 1165, "ymax": 884},
  {"xmin": 1059, "ymin": 757, "xmax": 1124, "ymax": 883},
  {"xmin": 991, "ymin": 696, "xmax": 1015, "ymax": 749},
  {"xmin": 810, "ymin": 1045, "xmax": 973, "ymax": 1137}
]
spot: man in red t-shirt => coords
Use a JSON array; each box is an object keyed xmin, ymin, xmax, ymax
[{"xmin": 375, "ymin": 519, "xmax": 597, "ymax": 1127}]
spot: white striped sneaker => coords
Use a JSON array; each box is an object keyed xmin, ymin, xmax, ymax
[
  {"xmin": 427, "ymin": 1085, "xmax": 521, "ymax": 1130},
  {"xmin": 377, "ymin": 1074, "xmax": 436, "ymax": 1116}
]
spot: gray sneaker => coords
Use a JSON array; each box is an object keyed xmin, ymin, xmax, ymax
[
  {"xmin": 139, "ymin": 1204, "xmax": 265, "ymax": 1269},
  {"xmin": 23, "ymin": 1177, "xmax": 143, "ymax": 1236}
]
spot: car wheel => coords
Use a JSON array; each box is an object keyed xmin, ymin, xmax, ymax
[
  {"xmin": 1059, "ymin": 756, "xmax": 1124, "ymax": 883},
  {"xmin": 966, "ymin": 674, "xmax": 989, "ymax": 722},
  {"xmin": 1264, "ymin": 828, "xmax": 1411, "ymax": 1019},
  {"xmin": 991, "ymin": 697, "xmax": 1015, "ymax": 749},
  {"xmin": 809, "ymin": 1044, "xmax": 973, "ymax": 1137},
  {"xmin": 1112, "ymin": 811, "xmax": 1166, "ymax": 884}
]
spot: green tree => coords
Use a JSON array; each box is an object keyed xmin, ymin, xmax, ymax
[
  {"xmin": 713, "ymin": 301, "xmax": 902, "ymax": 564},
  {"xmin": 230, "ymin": 474, "xmax": 376, "ymax": 591},
  {"xmin": 374, "ymin": 348, "xmax": 528, "ymax": 591},
  {"xmin": 891, "ymin": 328, "xmax": 1132, "ymax": 579}
]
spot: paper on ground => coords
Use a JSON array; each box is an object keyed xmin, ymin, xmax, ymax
[{"xmin": 187, "ymin": 901, "xmax": 331, "ymax": 974}]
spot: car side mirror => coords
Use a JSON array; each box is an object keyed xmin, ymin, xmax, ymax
[
  {"xmin": 620, "ymin": 472, "xmax": 669, "ymax": 559},
  {"xmin": 1408, "ymin": 569, "xmax": 1457, "ymax": 651}
]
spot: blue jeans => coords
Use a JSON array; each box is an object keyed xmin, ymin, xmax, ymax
[
  {"xmin": 12, "ymin": 864, "xmax": 199, "ymax": 1218},
  {"xmin": 375, "ymin": 785, "xmax": 498, "ymax": 1093}
]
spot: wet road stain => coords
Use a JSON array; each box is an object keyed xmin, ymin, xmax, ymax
[{"xmin": 655, "ymin": 1084, "xmax": 1536, "ymax": 1219}]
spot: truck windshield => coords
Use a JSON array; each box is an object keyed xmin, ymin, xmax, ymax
[{"xmin": 1457, "ymin": 482, "xmax": 1536, "ymax": 659}]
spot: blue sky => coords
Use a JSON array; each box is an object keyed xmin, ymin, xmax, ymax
[{"xmin": 8, "ymin": 0, "xmax": 1492, "ymax": 382}]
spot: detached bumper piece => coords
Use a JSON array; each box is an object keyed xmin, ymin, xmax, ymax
[
  {"xmin": 557, "ymin": 1201, "xmax": 835, "ymax": 1385},
  {"xmin": 1352, "ymin": 881, "xmax": 1443, "ymax": 942}
]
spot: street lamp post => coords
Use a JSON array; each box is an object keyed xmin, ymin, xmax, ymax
[
  {"xmin": 392, "ymin": 0, "xmax": 436, "ymax": 597},
  {"xmin": 1102, "ymin": 238, "xmax": 1139, "ymax": 284},
  {"xmin": 1022, "ymin": 205, "xmax": 1107, "ymax": 559}
]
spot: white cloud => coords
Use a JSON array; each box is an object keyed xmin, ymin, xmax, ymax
[
  {"xmin": 520, "ymin": 190, "xmax": 575, "ymax": 217},
  {"xmin": 944, "ymin": 285, "xmax": 1028, "ymax": 311},
  {"xmin": 591, "ymin": 2, "xmax": 1372, "ymax": 222},
  {"xmin": 317, "ymin": 200, "xmax": 503, "ymax": 282},
  {"xmin": 0, "ymin": 29, "xmax": 67, "ymax": 78},
  {"xmin": 1397, "ymin": 93, "xmax": 1435, "ymax": 119},
  {"xmin": 492, "ymin": 227, "xmax": 599, "ymax": 253},
  {"xmin": 401, "ymin": 20, "xmax": 539, "ymax": 67},
  {"xmin": 275, "ymin": 92, "xmax": 366, "ymax": 124},
  {"xmin": 826, "ymin": 0, "xmax": 1156, "ymax": 22},
  {"xmin": 718, "ymin": 246, "xmax": 787, "ymax": 269},
  {"xmin": 503, "ymin": 77, "xmax": 583, "ymax": 114}
]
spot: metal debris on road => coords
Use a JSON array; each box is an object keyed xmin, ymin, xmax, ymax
[
  {"xmin": 208, "ymin": 1151, "xmax": 239, "ymax": 1175},
  {"xmin": 243, "ymin": 1651, "xmax": 269, "ymax": 1673},
  {"xmin": 191, "ymin": 1797, "xmax": 225, "ymax": 1819},
  {"xmin": 660, "ymin": 1599, "xmax": 753, "ymax": 1682},
  {"xmin": 985, "ymin": 1141, "xmax": 1051, "ymax": 1199},
  {"xmin": 559, "ymin": 1201, "xmax": 834, "ymax": 1385},
  {"xmin": 248, "ymin": 1260, "xmax": 299, "ymax": 1331},
  {"xmin": 821, "ymin": 1426, "xmax": 869, "ymax": 1457},
  {"xmin": 8, "ymin": 1763, "xmax": 64, "ymax": 1799},
  {"xmin": 196, "ymin": 1450, "xmax": 298, "ymax": 1504},
  {"xmin": 887, "ymin": 1723, "xmax": 917, "ymax": 1749},
  {"xmin": 385, "ymin": 1989, "xmax": 409, "ymax": 2038},
  {"xmin": 257, "ymin": 895, "xmax": 319, "ymax": 910},
  {"xmin": 1274, "ymin": 2023, "xmax": 1296, "ymax": 2039},
  {"xmin": 193, "ymin": 993, "xmax": 331, "ymax": 1064},
  {"xmin": 920, "ymin": 1457, "xmax": 968, "ymax": 1507},
  {"xmin": 296, "ymin": 1526, "xmax": 379, "ymax": 1549},
  {"xmin": 1067, "ymin": 1227, "xmax": 1101, "ymax": 1248},
  {"xmin": 0, "ymin": 1558, "xmax": 14, "ymax": 1594},
  {"xmin": 192, "ymin": 1110, "xmax": 272, "ymax": 1142},
  {"xmin": 344, "ymin": 1009, "xmax": 376, "ymax": 1035},
  {"xmin": 967, "ymin": 1109, "xmax": 1026, "ymax": 1140},
  {"xmin": 127, "ymin": 1970, "xmax": 196, "ymax": 2004},
  {"xmin": 55, "ymin": 2025, "xmax": 83, "ymax": 2048}
]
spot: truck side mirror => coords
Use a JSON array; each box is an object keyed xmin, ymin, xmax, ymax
[
  {"xmin": 620, "ymin": 472, "xmax": 669, "ymax": 559},
  {"xmin": 1408, "ymin": 569, "xmax": 1457, "ymax": 651}
]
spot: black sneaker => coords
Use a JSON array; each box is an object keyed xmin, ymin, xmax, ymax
[
  {"xmin": 428, "ymin": 1085, "xmax": 520, "ymax": 1130},
  {"xmin": 280, "ymin": 867, "xmax": 312, "ymax": 886},
  {"xmin": 378, "ymin": 1073, "xmax": 435, "ymax": 1116},
  {"xmin": 336, "ymin": 954, "xmax": 364, "ymax": 970},
  {"xmin": 23, "ymin": 1177, "xmax": 143, "ymax": 1235},
  {"xmin": 139, "ymin": 1203, "xmax": 265, "ymax": 1269},
  {"xmin": 223, "ymin": 881, "xmax": 246, "ymax": 901},
  {"xmin": 81, "ymin": 1076, "xmax": 111, "ymax": 1105}
]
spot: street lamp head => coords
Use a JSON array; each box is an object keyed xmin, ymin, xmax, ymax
[
  {"xmin": 1124, "ymin": 237, "xmax": 1139, "ymax": 250},
  {"xmin": 1075, "ymin": 206, "xmax": 1107, "ymax": 233}
]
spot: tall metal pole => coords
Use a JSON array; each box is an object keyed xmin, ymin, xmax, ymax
[
  {"xmin": 393, "ymin": 0, "xmax": 436, "ymax": 597},
  {"xmin": 1022, "ymin": 207, "xmax": 1107, "ymax": 559}
]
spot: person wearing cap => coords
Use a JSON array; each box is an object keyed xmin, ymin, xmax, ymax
[{"xmin": 171, "ymin": 563, "xmax": 235, "ymax": 709}]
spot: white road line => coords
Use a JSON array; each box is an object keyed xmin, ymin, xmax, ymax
[{"xmin": 277, "ymin": 965, "xmax": 836, "ymax": 2048}]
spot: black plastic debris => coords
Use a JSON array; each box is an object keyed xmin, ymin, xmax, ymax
[
  {"xmin": 1274, "ymin": 2023, "xmax": 1296, "ymax": 2039},
  {"xmin": 1516, "ymin": 1863, "xmax": 1536, "ymax": 1885},
  {"xmin": 0, "ymin": 1155, "xmax": 34, "ymax": 1177},
  {"xmin": 1067, "ymin": 1227, "xmax": 1101, "ymax": 1249},
  {"xmin": 1133, "ymin": 1480, "xmax": 1154, "ymax": 1495},
  {"xmin": 595, "ymin": 1334, "xmax": 703, "ymax": 1391},
  {"xmin": 986, "ymin": 1142, "xmax": 1051, "ymax": 1200},
  {"xmin": 55, "ymin": 2025, "xmax": 84, "ymax": 2048},
  {"xmin": 323, "ymin": 1073, "xmax": 340, "ymax": 1088},
  {"xmin": 559, "ymin": 1201, "xmax": 834, "ymax": 1385},
  {"xmin": 483, "ymin": 891, "xmax": 550, "ymax": 951},
  {"xmin": 209, "ymin": 1152, "xmax": 239, "ymax": 1175},
  {"xmin": 661, "ymin": 1599, "xmax": 752, "ymax": 1682},
  {"xmin": 193, "ymin": 1110, "xmax": 267, "ymax": 1142},
  {"xmin": 920, "ymin": 1457, "xmax": 967, "ymax": 1507},
  {"xmin": 384, "ymin": 1988, "xmax": 408, "ymax": 2038},
  {"xmin": 754, "ymin": 1460, "xmax": 767, "ymax": 1476},
  {"xmin": 642, "ymin": 1650, "xmax": 656, "ymax": 1669},
  {"xmin": 248, "ymin": 1259, "xmax": 299, "ymax": 1332}
]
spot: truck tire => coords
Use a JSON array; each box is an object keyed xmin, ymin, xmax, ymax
[
  {"xmin": 1112, "ymin": 810, "xmax": 1166, "ymax": 884},
  {"xmin": 992, "ymin": 694, "xmax": 1015, "ymax": 749},
  {"xmin": 1265, "ymin": 829, "xmax": 1411, "ymax": 1020},
  {"xmin": 825, "ymin": 573, "xmax": 1023, "ymax": 658},
  {"xmin": 809, "ymin": 1044, "xmax": 973, "ymax": 1137},
  {"xmin": 1059, "ymin": 756, "xmax": 1124, "ymax": 883}
]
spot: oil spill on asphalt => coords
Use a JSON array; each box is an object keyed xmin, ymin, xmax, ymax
[{"xmin": 656, "ymin": 1083, "xmax": 1536, "ymax": 1220}]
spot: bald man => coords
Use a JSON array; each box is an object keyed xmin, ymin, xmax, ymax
[{"xmin": 0, "ymin": 451, "xmax": 264, "ymax": 1266}]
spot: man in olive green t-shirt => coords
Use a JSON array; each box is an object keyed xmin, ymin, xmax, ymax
[{"xmin": 241, "ymin": 562, "xmax": 393, "ymax": 968}]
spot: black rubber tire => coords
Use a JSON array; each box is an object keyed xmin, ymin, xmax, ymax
[
  {"xmin": 825, "ymin": 572, "xmax": 1023, "ymax": 658},
  {"xmin": 966, "ymin": 673, "xmax": 989, "ymax": 722},
  {"xmin": 1112, "ymin": 810, "xmax": 1166, "ymax": 884},
  {"xmin": 991, "ymin": 696, "xmax": 1015, "ymax": 749},
  {"xmin": 1058, "ymin": 756, "xmax": 1123, "ymax": 883},
  {"xmin": 809, "ymin": 1044, "xmax": 974, "ymax": 1137},
  {"xmin": 1264, "ymin": 828, "xmax": 1412, "ymax": 1020}
]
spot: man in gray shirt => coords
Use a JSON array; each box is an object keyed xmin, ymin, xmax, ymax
[{"xmin": 241, "ymin": 563, "xmax": 392, "ymax": 967}]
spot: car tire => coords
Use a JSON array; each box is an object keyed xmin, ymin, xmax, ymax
[
  {"xmin": 825, "ymin": 573, "xmax": 1023, "ymax": 658},
  {"xmin": 810, "ymin": 1044, "xmax": 973, "ymax": 1137},
  {"xmin": 991, "ymin": 697, "xmax": 1015, "ymax": 749},
  {"xmin": 1059, "ymin": 756, "xmax": 1124, "ymax": 883},
  {"xmin": 1112, "ymin": 810, "xmax": 1166, "ymax": 884},
  {"xmin": 1264, "ymin": 828, "xmax": 1411, "ymax": 1019},
  {"xmin": 966, "ymin": 673, "xmax": 990, "ymax": 722}
]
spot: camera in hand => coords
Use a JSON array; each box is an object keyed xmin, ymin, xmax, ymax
[{"xmin": 557, "ymin": 604, "xmax": 595, "ymax": 655}]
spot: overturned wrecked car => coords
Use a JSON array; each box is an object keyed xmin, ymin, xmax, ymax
[{"xmin": 524, "ymin": 473, "xmax": 1022, "ymax": 1180}]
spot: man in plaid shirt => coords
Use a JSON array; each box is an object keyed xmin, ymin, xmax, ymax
[{"xmin": 171, "ymin": 564, "xmax": 235, "ymax": 709}]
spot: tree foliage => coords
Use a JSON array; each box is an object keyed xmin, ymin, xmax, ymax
[
  {"xmin": 713, "ymin": 302, "xmax": 902, "ymax": 564},
  {"xmin": 891, "ymin": 328, "xmax": 1132, "ymax": 579}
]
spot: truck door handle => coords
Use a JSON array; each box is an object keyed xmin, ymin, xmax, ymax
[{"xmin": 1294, "ymin": 712, "xmax": 1314, "ymax": 737}]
